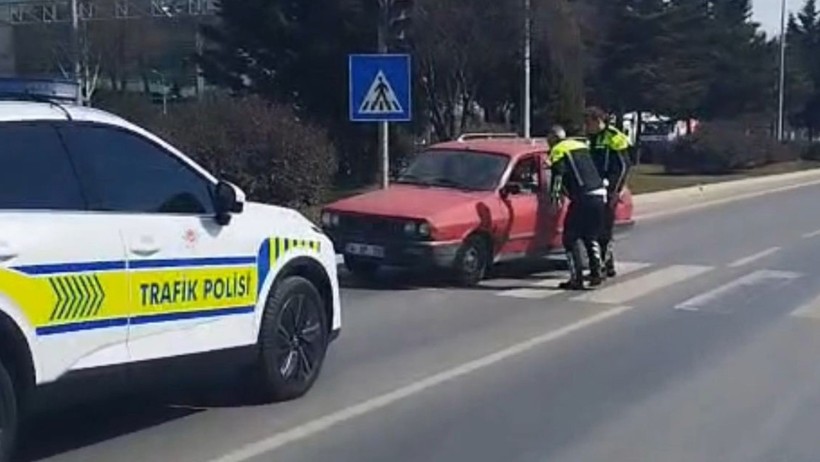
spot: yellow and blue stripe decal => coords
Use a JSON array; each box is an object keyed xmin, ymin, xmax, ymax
[
  {"xmin": 0, "ymin": 236, "xmax": 321, "ymax": 337},
  {"xmin": 256, "ymin": 237, "xmax": 322, "ymax": 295}
]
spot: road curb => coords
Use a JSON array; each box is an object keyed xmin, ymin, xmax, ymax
[{"xmin": 634, "ymin": 167, "xmax": 820, "ymax": 220}]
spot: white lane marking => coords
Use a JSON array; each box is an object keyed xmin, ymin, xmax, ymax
[
  {"xmin": 572, "ymin": 265, "xmax": 713, "ymax": 305},
  {"xmin": 728, "ymin": 246, "xmax": 781, "ymax": 268},
  {"xmin": 675, "ymin": 269, "xmax": 801, "ymax": 311},
  {"xmin": 802, "ymin": 228, "xmax": 820, "ymax": 239},
  {"xmin": 207, "ymin": 305, "xmax": 635, "ymax": 462},
  {"xmin": 790, "ymin": 293, "xmax": 820, "ymax": 319},
  {"xmin": 497, "ymin": 288, "xmax": 560, "ymax": 299},
  {"xmin": 609, "ymin": 261, "xmax": 653, "ymax": 276},
  {"xmin": 494, "ymin": 261, "xmax": 651, "ymax": 297}
]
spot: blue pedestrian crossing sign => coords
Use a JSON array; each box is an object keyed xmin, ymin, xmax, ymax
[{"xmin": 349, "ymin": 54, "xmax": 412, "ymax": 122}]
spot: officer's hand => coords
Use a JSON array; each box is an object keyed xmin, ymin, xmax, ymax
[{"xmin": 549, "ymin": 198, "xmax": 562, "ymax": 214}]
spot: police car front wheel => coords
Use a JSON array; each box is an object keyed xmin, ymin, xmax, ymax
[
  {"xmin": 0, "ymin": 360, "xmax": 18, "ymax": 462},
  {"xmin": 256, "ymin": 276, "xmax": 329, "ymax": 402}
]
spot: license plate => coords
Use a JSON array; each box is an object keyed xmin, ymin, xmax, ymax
[{"xmin": 345, "ymin": 243, "xmax": 385, "ymax": 258}]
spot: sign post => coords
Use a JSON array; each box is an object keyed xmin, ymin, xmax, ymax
[{"xmin": 349, "ymin": 54, "xmax": 412, "ymax": 189}]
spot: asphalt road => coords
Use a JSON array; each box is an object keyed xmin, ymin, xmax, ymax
[{"xmin": 21, "ymin": 182, "xmax": 820, "ymax": 462}]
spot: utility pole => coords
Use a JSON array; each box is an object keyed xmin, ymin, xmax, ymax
[
  {"xmin": 195, "ymin": 25, "xmax": 205, "ymax": 100},
  {"xmin": 523, "ymin": 0, "xmax": 531, "ymax": 139},
  {"xmin": 377, "ymin": 0, "xmax": 390, "ymax": 189},
  {"xmin": 71, "ymin": 0, "xmax": 82, "ymax": 105},
  {"xmin": 777, "ymin": 0, "xmax": 787, "ymax": 142}
]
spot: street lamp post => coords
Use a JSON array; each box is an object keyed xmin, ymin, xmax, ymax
[
  {"xmin": 522, "ymin": 0, "xmax": 531, "ymax": 139},
  {"xmin": 152, "ymin": 69, "xmax": 168, "ymax": 115},
  {"xmin": 70, "ymin": 0, "xmax": 82, "ymax": 105},
  {"xmin": 777, "ymin": 0, "xmax": 787, "ymax": 142}
]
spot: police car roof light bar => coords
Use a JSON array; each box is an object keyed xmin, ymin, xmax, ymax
[{"xmin": 0, "ymin": 77, "xmax": 79, "ymax": 120}]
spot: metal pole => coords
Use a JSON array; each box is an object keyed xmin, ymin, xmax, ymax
[
  {"xmin": 777, "ymin": 0, "xmax": 787, "ymax": 141},
  {"xmin": 195, "ymin": 26, "xmax": 205, "ymax": 100},
  {"xmin": 71, "ymin": 0, "xmax": 82, "ymax": 105},
  {"xmin": 523, "ymin": 0, "xmax": 531, "ymax": 139},
  {"xmin": 378, "ymin": 0, "xmax": 390, "ymax": 189}
]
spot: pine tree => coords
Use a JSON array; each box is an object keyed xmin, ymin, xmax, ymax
[
  {"xmin": 788, "ymin": 0, "xmax": 820, "ymax": 137},
  {"xmin": 649, "ymin": 0, "xmax": 713, "ymax": 121},
  {"xmin": 701, "ymin": 0, "xmax": 774, "ymax": 119}
]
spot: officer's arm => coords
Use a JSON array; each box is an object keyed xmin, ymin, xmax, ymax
[
  {"xmin": 606, "ymin": 130, "xmax": 632, "ymax": 194},
  {"xmin": 608, "ymin": 130, "xmax": 631, "ymax": 153},
  {"xmin": 548, "ymin": 157, "xmax": 565, "ymax": 205}
]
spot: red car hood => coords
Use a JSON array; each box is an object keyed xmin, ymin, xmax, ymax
[{"xmin": 325, "ymin": 184, "xmax": 490, "ymax": 219}]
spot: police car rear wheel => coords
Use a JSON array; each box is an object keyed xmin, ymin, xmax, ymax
[
  {"xmin": 0, "ymin": 361, "xmax": 18, "ymax": 462},
  {"xmin": 257, "ymin": 276, "xmax": 328, "ymax": 402}
]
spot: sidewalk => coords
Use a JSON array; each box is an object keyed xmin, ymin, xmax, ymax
[{"xmin": 634, "ymin": 168, "xmax": 820, "ymax": 220}]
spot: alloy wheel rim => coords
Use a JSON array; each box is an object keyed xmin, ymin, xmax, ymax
[
  {"xmin": 463, "ymin": 246, "xmax": 482, "ymax": 275},
  {"xmin": 275, "ymin": 293, "xmax": 322, "ymax": 383}
]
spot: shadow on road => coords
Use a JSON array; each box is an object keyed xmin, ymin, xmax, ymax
[
  {"xmin": 17, "ymin": 375, "xmax": 258, "ymax": 461},
  {"xmin": 339, "ymin": 257, "xmax": 567, "ymax": 292}
]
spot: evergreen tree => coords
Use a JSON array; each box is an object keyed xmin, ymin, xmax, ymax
[
  {"xmin": 788, "ymin": 0, "xmax": 820, "ymax": 137},
  {"xmin": 702, "ymin": 0, "xmax": 774, "ymax": 119}
]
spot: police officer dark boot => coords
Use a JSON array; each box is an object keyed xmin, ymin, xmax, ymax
[
  {"xmin": 559, "ymin": 248, "xmax": 585, "ymax": 290},
  {"xmin": 603, "ymin": 241, "xmax": 617, "ymax": 277},
  {"xmin": 586, "ymin": 241, "xmax": 604, "ymax": 287}
]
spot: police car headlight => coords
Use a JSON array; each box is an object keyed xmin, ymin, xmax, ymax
[
  {"xmin": 418, "ymin": 222, "xmax": 431, "ymax": 237},
  {"xmin": 404, "ymin": 222, "xmax": 417, "ymax": 235}
]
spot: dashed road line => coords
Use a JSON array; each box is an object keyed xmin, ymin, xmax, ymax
[
  {"xmin": 802, "ymin": 228, "xmax": 820, "ymax": 239},
  {"xmin": 206, "ymin": 305, "xmax": 635, "ymax": 462},
  {"xmin": 728, "ymin": 246, "xmax": 781, "ymax": 268}
]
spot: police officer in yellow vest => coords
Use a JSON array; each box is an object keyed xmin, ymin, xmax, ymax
[
  {"xmin": 546, "ymin": 125, "xmax": 606, "ymax": 290},
  {"xmin": 584, "ymin": 107, "xmax": 632, "ymax": 279}
]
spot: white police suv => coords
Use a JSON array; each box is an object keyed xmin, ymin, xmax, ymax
[{"xmin": 0, "ymin": 79, "xmax": 341, "ymax": 460}]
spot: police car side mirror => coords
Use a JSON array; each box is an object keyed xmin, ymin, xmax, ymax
[{"xmin": 214, "ymin": 180, "xmax": 244, "ymax": 225}]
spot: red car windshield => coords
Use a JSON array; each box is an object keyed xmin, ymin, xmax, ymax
[{"xmin": 396, "ymin": 149, "xmax": 509, "ymax": 191}]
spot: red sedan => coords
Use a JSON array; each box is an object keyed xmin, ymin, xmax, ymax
[{"xmin": 321, "ymin": 134, "xmax": 634, "ymax": 286}]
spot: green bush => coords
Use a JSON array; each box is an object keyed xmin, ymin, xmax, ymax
[
  {"xmin": 97, "ymin": 93, "xmax": 337, "ymax": 213},
  {"xmin": 802, "ymin": 143, "xmax": 820, "ymax": 161},
  {"xmin": 659, "ymin": 121, "xmax": 799, "ymax": 174}
]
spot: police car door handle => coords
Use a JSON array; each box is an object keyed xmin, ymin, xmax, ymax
[
  {"xmin": 130, "ymin": 236, "xmax": 160, "ymax": 256},
  {"xmin": 131, "ymin": 247, "xmax": 160, "ymax": 257},
  {"xmin": 0, "ymin": 241, "xmax": 18, "ymax": 261}
]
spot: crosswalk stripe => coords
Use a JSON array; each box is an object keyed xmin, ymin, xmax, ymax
[
  {"xmin": 494, "ymin": 261, "xmax": 652, "ymax": 299},
  {"xmin": 572, "ymin": 264, "xmax": 713, "ymax": 305},
  {"xmin": 675, "ymin": 269, "xmax": 801, "ymax": 311},
  {"xmin": 790, "ymin": 293, "xmax": 820, "ymax": 319},
  {"xmin": 607, "ymin": 261, "xmax": 653, "ymax": 277},
  {"xmin": 497, "ymin": 288, "xmax": 561, "ymax": 299}
]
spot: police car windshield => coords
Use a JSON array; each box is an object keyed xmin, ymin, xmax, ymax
[{"xmin": 396, "ymin": 149, "xmax": 509, "ymax": 191}]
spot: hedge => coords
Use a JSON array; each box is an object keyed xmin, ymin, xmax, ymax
[
  {"xmin": 658, "ymin": 120, "xmax": 800, "ymax": 174},
  {"xmin": 95, "ymin": 93, "xmax": 337, "ymax": 213}
]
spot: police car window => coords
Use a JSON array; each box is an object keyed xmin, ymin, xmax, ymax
[
  {"xmin": 0, "ymin": 123, "xmax": 85, "ymax": 211},
  {"xmin": 61, "ymin": 125, "xmax": 214, "ymax": 215}
]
